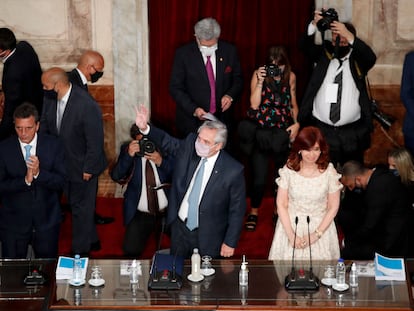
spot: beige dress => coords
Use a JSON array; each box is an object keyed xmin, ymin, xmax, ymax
[{"xmin": 268, "ymin": 163, "xmax": 342, "ymax": 260}]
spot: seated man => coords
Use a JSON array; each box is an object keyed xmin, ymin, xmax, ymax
[
  {"xmin": 111, "ymin": 124, "xmax": 174, "ymax": 257},
  {"xmin": 339, "ymin": 160, "xmax": 411, "ymax": 259}
]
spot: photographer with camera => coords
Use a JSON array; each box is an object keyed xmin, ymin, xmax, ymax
[
  {"xmin": 298, "ymin": 8, "xmax": 377, "ymax": 166},
  {"xmin": 239, "ymin": 46, "xmax": 298, "ymax": 231},
  {"xmin": 110, "ymin": 124, "xmax": 174, "ymax": 257}
]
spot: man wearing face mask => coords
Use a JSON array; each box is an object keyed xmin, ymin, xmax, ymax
[
  {"xmin": 68, "ymin": 50, "xmax": 105, "ymax": 91},
  {"xmin": 67, "ymin": 50, "xmax": 113, "ymax": 225},
  {"xmin": 298, "ymin": 10, "xmax": 377, "ymax": 167},
  {"xmin": 169, "ymin": 17, "xmax": 243, "ymax": 142},
  {"xmin": 339, "ymin": 160, "xmax": 411, "ymax": 259},
  {"xmin": 40, "ymin": 67, "xmax": 107, "ymax": 257},
  {"xmin": 135, "ymin": 105, "xmax": 246, "ymax": 259},
  {"xmin": 0, "ymin": 28, "xmax": 43, "ymax": 141}
]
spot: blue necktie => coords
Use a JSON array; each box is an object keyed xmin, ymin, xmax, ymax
[
  {"xmin": 24, "ymin": 145, "xmax": 32, "ymax": 162},
  {"xmin": 186, "ymin": 158, "xmax": 207, "ymax": 230}
]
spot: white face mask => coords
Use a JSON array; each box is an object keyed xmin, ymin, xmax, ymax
[
  {"xmin": 195, "ymin": 139, "xmax": 211, "ymax": 158},
  {"xmin": 199, "ymin": 44, "xmax": 217, "ymax": 57}
]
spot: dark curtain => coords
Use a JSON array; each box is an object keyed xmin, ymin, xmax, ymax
[{"xmin": 148, "ymin": 0, "xmax": 315, "ymax": 133}]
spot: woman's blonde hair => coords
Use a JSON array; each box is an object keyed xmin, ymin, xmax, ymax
[{"xmin": 388, "ymin": 148, "xmax": 414, "ymax": 185}]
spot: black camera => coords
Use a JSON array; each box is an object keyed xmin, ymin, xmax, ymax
[
  {"xmin": 265, "ymin": 64, "xmax": 282, "ymax": 77},
  {"xmin": 135, "ymin": 137, "xmax": 156, "ymax": 157},
  {"xmin": 371, "ymin": 100, "xmax": 394, "ymax": 130},
  {"xmin": 317, "ymin": 8, "xmax": 339, "ymax": 32}
]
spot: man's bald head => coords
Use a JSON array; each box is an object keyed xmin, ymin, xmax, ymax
[
  {"xmin": 42, "ymin": 67, "xmax": 70, "ymax": 99},
  {"xmin": 77, "ymin": 50, "xmax": 105, "ymax": 82}
]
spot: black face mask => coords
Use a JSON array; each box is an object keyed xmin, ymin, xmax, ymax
[
  {"xmin": 44, "ymin": 89, "xmax": 57, "ymax": 100},
  {"xmin": 90, "ymin": 71, "xmax": 104, "ymax": 83}
]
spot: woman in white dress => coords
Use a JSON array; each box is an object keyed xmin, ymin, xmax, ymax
[{"xmin": 268, "ymin": 126, "xmax": 342, "ymax": 260}]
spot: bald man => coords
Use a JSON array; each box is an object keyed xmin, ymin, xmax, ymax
[
  {"xmin": 67, "ymin": 50, "xmax": 113, "ymax": 225},
  {"xmin": 40, "ymin": 67, "xmax": 107, "ymax": 256},
  {"xmin": 68, "ymin": 50, "xmax": 104, "ymax": 91}
]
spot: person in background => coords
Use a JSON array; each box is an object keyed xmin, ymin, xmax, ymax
[
  {"xmin": 241, "ymin": 45, "xmax": 299, "ymax": 231},
  {"xmin": 0, "ymin": 103, "xmax": 65, "ymax": 258},
  {"xmin": 169, "ymin": 17, "xmax": 243, "ymax": 146},
  {"xmin": 67, "ymin": 49, "xmax": 113, "ymax": 225},
  {"xmin": 268, "ymin": 126, "xmax": 342, "ymax": 260},
  {"xmin": 111, "ymin": 124, "xmax": 174, "ymax": 257},
  {"xmin": 401, "ymin": 51, "xmax": 414, "ymax": 156},
  {"xmin": 135, "ymin": 105, "xmax": 246, "ymax": 259},
  {"xmin": 298, "ymin": 10, "xmax": 376, "ymax": 167},
  {"xmin": 340, "ymin": 160, "xmax": 411, "ymax": 259},
  {"xmin": 0, "ymin": 28, "xmax": 43, "ymax": 140},
  {"xmin": 40, "ymin": 67, "xmax": 107, "ymax": 257}
]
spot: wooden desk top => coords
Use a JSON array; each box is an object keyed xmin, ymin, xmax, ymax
[{"xmin": 48, "ymin": 259, "xmax": 413, "ymax": 311}]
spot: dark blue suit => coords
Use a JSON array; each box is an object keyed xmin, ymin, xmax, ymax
[
  {"xmin": 0, "ymin": 134, "xmax": 66, "ymax": 258},
  {"xmin": 169, "ymin": 40, "xmax": 243, "ymax": 136},
  {"xmin": 401, "ymin": 51, "xmax": 414, "ymax": 155},
  {"xmin": 0, "ymin": 41, "xmax": 43, "ymax": 140},
  {"xmin": 147, "ymin": 126, "xmax": 246, "ymax": 258},
  {"xmin": 40, "ymin": 84, "xmax": 107, "ymax": 254},
  {"xmin": 111, "ymin": 143, "xmax": 174, "ymax": 256}
]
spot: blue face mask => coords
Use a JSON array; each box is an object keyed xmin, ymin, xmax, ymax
[
  {"xmin": 389, "ymin": 169, "xmax": 400, "ymax": 177},
  {"xmin": 352, "ymin": 187, "xmax": 363, "ymax": 194}
]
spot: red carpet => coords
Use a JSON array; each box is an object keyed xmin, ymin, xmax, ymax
[{"xmin": 58, "ymin": 197, "xmax": 275, "ymax": 259}]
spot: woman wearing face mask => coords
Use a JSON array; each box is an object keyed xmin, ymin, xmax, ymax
[
  {"xmin": 241, "ymin": 46, "xmax": 299, "ymax": 232},
  {"xmin": 388, "ymin": 148, "xmax": 414, "ymax": 205}
]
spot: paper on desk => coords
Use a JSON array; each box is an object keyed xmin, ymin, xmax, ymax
[
  {"xmin": 56, "ymin": 256, "xmax": 89, "ymax": 280},
  {"xmin": 374, "ymin": 252, "xmax": 405, "ymax": 281},
  {"xmin": 355, "ymin": 261, "xmax": 375, "ymax": 277}
]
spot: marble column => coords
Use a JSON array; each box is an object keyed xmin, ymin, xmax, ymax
[{"xmin": 112, "ymin": 0, "xmax": 150, "ymax": 149}]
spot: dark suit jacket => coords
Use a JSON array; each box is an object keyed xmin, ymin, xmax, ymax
[
  {"xmin": 67, "ymin": 69, "xmax": 88, "ymax": 91},
  {"xmin": 169, "ymin": 40, "xmax": 243, "ymax": 135},
  {"xmin": 40, "ymin": 84, "xmax": 107, "ymax": 182},
  {"xmin": 344, "ymin": 167, "xmax": 411, "ymax": 259},
  {"xmin": 0, "ymin": 41, "xmax": 43, "ymax": 140},
  {"xmin": 147, "ymin": 126, "xmax": 246, "ymax": 257},
  {"xmin": 298, "ymin": 34, "xmax": 376, "ymax": 146},
  {"xmin": 401, "ymin": 51, "xmax": 414, "ymax": 138},
  {"xmin": 110, "ymin": 142, "xmax": 174, "ymax": 225},
  {"xmin": 0, "ymin": 134, "xmax": 66, "ymax": 233}
]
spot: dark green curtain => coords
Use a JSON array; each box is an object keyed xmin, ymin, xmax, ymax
[{"xmin": 148, "ymin": 0, "xmax": 315, "ymax": 133}]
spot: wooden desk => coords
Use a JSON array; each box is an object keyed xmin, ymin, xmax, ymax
[
  {"xmin": 49, "ymin": 259, "xmax": 413, "ymax": 310},
  {"xmin": 0, "ymin": 259, "xmax": 56, "ymax": 311}
]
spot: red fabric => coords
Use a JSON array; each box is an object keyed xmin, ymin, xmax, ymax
[{"xmin": 148, "ymin": 0, "xmax": 314, "ymax": 133}]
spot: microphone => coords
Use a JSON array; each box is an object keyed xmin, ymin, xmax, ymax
[
  {"xmin": 306, "ymin": 216, "xmax": 314, "ymax": 280},
  {"xmin": 289, "ymin": 216, "xmax": 299, "ymax": 279}
]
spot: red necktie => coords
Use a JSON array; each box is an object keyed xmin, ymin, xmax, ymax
[{"xmin": 206, "ymin": 56, "xmax": 216, "ymax": 114}]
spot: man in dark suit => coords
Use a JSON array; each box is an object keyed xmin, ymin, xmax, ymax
[
  {"xmin": 0, "ymin": 103, "xmax": 66, "ymax": 258},
  {"xmin": 339, "ymin": 160, "xmax": 411, "ymax": 259},
  {"xmin": 169, "ymin": 17, "xmax": 243, "ymax": 139},
  {"xmin": 111, "ymin": 124, "xmax": 174, "ymax": 257},
  {"xmin": 67, "ymin": 50, "xmax": 113, "ymax": 225},
  {"xmin": 40, "ymin": 67, "xmax": 107, "ymax": 256},
  {"xmin": 135, "ymin": 105, "xmax": 246, "ymax": 259},
  {"xmin": 0, "ymin": 28, "xmax": 43, "ymax": 140},
  {"xmin": 401, "ymin": 51, "xmax": 414, "ymax": 156},
  {"xmin": 298, "ymin": 11, "xmax": 376, "ymax": 166}
]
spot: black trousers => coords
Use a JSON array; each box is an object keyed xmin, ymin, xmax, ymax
[{"xmin": 170, "ymin": 218, "xmax": 199, "ymax": 259}]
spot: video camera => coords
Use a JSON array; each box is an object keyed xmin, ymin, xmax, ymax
[
  {"xmin": 317, "ymin": 8, "xmax": 339, "ymax": 32},
  {"xmin": 371, "ymin": 100, "xmax": 394, "ymax": 130},
  {"xmin": 265, "ymin": 64, "xmax": 282, "ymax": 77}
]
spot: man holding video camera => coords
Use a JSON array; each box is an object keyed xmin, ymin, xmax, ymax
[
  {"xmin": 111, "ymin": 124, "xmax": 174, "ymax": 257},
  {"xmin": 298, "ymin": 8, "xmax": 377, "ymax": 167}
]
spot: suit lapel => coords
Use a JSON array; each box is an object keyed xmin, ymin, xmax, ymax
[
  {"xmin": 215, "ymin": 43, "xmax": 225, "ymax": 90},
  {"xmin": 199, "ymin": 152, "xmax": 222, "ymax": 204}
]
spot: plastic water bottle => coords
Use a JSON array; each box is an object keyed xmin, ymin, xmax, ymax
[
  {"xmin": 191, "ymin": 248, "xmax": 201, "ymax": 278},
  {"xmin": 239, "ymin": 255, "xmax": 249, "ymax": 286},
  {"xmin": 349, "ymin": 262, "xmax": 359, "ymax": 287},
  {"xmin": 336, "ymin": 258, "xmax": 346, "ymax": 286},
  {"xmin": 130, "ymin": 259, "xmax": 139, "ymax": 284},
  {"xmin": 73, "ymin": 254, "xmax": 83, "ymax": 284}
]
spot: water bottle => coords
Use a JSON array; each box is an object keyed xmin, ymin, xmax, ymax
[
  {"xmin": 239, "ymin": 255, "xmax": 249, "ymax": 286},
  {"xmin": 191, "ymin": 248, "xmax": 201, "ymax": 278},
  {"xmin": 130, "ymin": 259, "xmax": 139, "ymax": 284},
  {"xmin": 349, "ymin": 262, "xmax": 359, "ymax": 287},
  {"xmin": 336, "ymin": 258, "xmax": 346, "ymax": 286},
  {"xmin": 73, "ymin": 254, "xmax": 83, "ymax": 284}
]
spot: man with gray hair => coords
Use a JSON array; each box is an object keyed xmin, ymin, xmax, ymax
[
  {"xmin": 135, "ymin": 105, "xmax": 246, "ymax": 259},
  {"xmin": 169, "ymin": 17, "xmax": 243, "ymax": 142}
]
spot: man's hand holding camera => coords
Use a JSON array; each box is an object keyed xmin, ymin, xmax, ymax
[{"xmin": 128, "ymin": 139, "xmax": 162, "ymax": 166}]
